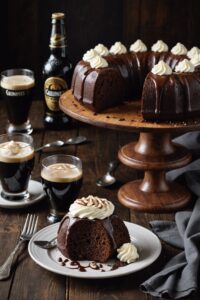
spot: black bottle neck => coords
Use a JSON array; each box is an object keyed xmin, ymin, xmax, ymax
[
  {"xmin": 49, "ymin": 18, "xmax": 67, "ymax": 58},
  {"xmin": 50, "ymin": 47, "xmax": 67, "ymax": 58}
]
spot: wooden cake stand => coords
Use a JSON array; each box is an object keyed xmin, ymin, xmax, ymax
[{"xmin": 60, "ymin": 90, "xmax": 200, "ymax": 212}]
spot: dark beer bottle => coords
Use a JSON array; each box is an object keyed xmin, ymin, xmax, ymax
[{"xmin": 43, "ymin": 12, "xmax": 72, "ymax": 130}]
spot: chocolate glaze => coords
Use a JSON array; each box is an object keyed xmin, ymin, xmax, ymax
[
  {"xmin": 71, "ymin": 62, "xmax": 86, "ymax": 92},
  {"xmin": 102, "ymin": 217, "xmax": 117, "ymax": 250},
  {"xmin": 142, "ymin": 71, "xmax": 200, "ymax": 121},
  {"xmin": 106, "ymin": 53, "xmax": 132, "ymax": 99},
  {"xmin": 72, "ymin": 63, "xmax": 91, "ymax": 101}
]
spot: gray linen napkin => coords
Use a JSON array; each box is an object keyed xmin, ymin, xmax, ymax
[
  {"xmin": 172, "ymin": 131, "xmax": 200, "ymax": 151},
  {"xmin": 141, "ymin": 199, "xmax": 200, "ymax": 299},
  {"xmin": 166, "ymin": 131, "xmax": 200, "ymax": 182},
  {"xmin": 140, "ymin": 131, "xmax": 200, "ymax": 299}
]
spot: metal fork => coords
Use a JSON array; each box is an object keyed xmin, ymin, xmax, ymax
[{"xmin": 0, "ymin": 214, "xmax": 38, "ymax": 280}]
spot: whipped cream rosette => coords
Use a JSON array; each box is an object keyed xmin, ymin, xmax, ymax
[
  {"xmin": 171, "ymin": 42, "xmax": 187, "ymax": 55},
  {"xmin": 130, "ymin": 39, "xmax": 147, "ymax": 52},
  {"xmin": 187, "ymin": 46, "xmax": 200, "ymax": 59},
  {"xmin": 175, "ymin": 59, "xmax": 195, "ymax": 73},
  {"xmin": 94, "ymin": 43, "xmax": 109, "ymax": 56},
  {"xmin": 83, "ymin": 49, "xmax": 98, "ymax": 62},
  {"xmin": 151, "ymin": 61, "xmax": 172, "ymax": 75},
  {"xmin": 69, "ymin": 195, "xmax": 114, "ymax": 219},
  {"xmin": 117, "ymin": 242, "xmax": 139, "ymax": 264},
  {"xmin": 90, "ymin": 55, "xmax": 108, "ymax": 69},
  {"xmin": 190, "ymin": 54, "xmax": 200, "ymax": 67},
  {"xmin": 151, "ymin": 40, "xmax": 168, "ymax": 52},
  {"xmin": 110, "ymin": 41, "xmax": 127, "ymax": 54}
]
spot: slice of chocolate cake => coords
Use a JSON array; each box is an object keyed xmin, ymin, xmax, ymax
[{"xmin": 57, "ymin": 195, "xmax": 130, "ymax": 263}]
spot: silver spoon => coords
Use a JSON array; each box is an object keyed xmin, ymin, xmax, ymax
[
  {"xmin": 35, "ymin": 136, "xmax": 87, "ymax": 152},
  {"xmin": 96, "ymin": 160, "xmax": 120, "ymax": 187},
  {"xmin": 34, "ymin": 237, "xmax": 57, "ymax": 249}
]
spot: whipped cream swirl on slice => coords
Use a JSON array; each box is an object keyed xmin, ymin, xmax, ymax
[
  {"xmin": 175, "ymin": 59, "xmax": 195, "ymax": 73},
  {"xmin": 151, "ymin": 40, "xmax": 168, "ymax": 52},
  {"xmin": 110, "ymin": 42, "xmax": 127, "ymax": 54},
  {"xmin": 187, "ymin": 46, "xmax": 200, "ymax": 59},
  {"xmin": 117, "ymin": 243, "xmax": 139, "ymax": 264},
  {"xmin": 171, "ymin": 42, "xmax": 187, "ymax": 55},
  {"xmin": 190, "ymin": 54, "xmax": 200, "ymax": 67},
  {"xmin": 83, "ymin": 49, "xmax": 98, "ymax": 62},
  {"xmin": 94, "ymin": 43, "xmax": 109, "ymax": 56},
  {"xmin": 151, "ymin": 60, "xmax": 172, "ymax": 75},
  {"xmin": 130, "ymin": 39, "xmax": 147, "ymax": 52},
  {"xmin": 90, "ymin": 55, "xmax": 108, "ymax": 69},
  {"xmin": 69, "ymin": 195, "xmax": 114, "ymax": 219}
]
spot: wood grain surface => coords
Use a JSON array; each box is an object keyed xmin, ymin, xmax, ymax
[
  {"xmin": 0, "ymin": 101, "xmax": 199, "ymax": 300},
  {"xmin": 60, "ymin": 90, "xmax": 200, "ymax": 133}
]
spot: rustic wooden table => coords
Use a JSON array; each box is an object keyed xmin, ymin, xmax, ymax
[{"xmin": 0, "ymin": 101, "xmax": 198, "ymax": 300}]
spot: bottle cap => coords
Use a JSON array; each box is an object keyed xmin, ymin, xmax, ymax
[{"xmin": 52, "ymin": 12, "xmax": 65, "ymax": 20}]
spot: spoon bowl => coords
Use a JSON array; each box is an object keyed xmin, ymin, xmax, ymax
[
  {"xmin": 34, "ymin": 238, "xmax": 57, "ymax": 249},
  {"xmin": 66, "ymin": 136, "xmax": 87, "ymax": 145},
  {"xmin": 35, "ymin": 136, "xmax": 87, "ymax": 152},
  {"xmin": 96, "ymin": 173, "xmax": 117, "ymax": 187},
  {"xmin": 47, "ymin": 140, "xmax": 64, "ymax": 147},
  {"xmin": 96, "ymin": 160, "xmax": 119, "ymax": 187}
]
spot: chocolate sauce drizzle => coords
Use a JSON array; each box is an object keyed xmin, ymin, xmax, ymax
[
  {"xmin": 57, "ymin": 256, "xmax": 127, "ymax": 272},
  {"xmin": 151, "ymin": 74, "xmax": 169, "ymax": 114}
]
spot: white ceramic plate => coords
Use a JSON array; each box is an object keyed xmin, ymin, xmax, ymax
[
  {"xmin": 28, "ymin": 221, "xmax": 161, "ymax": 279},
  {"xmin": 0, "ymin": 180, "xmax": 45, "ymax": 209}
]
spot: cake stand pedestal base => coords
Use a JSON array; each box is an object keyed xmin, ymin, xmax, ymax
[
  {"xmin": 118, "ymin": 132, "xmax": 192, "ymax": 212},
  {"xmin": 118, "ymin": 180, "xmax": 191, "ymax": 212},
  {"xmin": 59, "ymin": 91, "xmax": 200, "ymax": 212}
]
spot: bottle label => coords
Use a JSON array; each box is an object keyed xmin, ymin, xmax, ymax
[
  {"xmin": 50, "ymin": 34, "xmax": 66, "ymax": 48},
  {"xmin": 44, "ymin": 77, "xmax": 68, "ymax": 111}
]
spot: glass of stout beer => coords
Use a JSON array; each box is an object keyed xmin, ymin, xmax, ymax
[
  {"xmin": 0, "ymin": 133, "xmax": 35, "ymax": 200},
  {"xmin": 1, "ymin": 69, "xmax": 35, "ymax": 134},
  {"xmin": 41, "ymin": 154, "xmax": 83, "ymax": 223}
]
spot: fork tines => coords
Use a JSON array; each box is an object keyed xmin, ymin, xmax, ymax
[{"xmin": 21, "ymin": 214, "xmax": 38, "ymax": 237}]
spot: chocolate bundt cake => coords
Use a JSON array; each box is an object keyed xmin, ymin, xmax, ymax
[
  {"xmin": 71, "ymin": 40, "xmax": 200, "ymax": 121},
  {"xmin": 57, "ymin": 196, "xmax": 131, "ymax": 263}
]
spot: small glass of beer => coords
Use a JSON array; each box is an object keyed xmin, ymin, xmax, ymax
[
  {"xmin": 41, "ymin": 154, "xmax": 83, "ymax": 223},
  {"xmin": 1, "ymin": 69, "xmax": 35, "ymax": 134},
  {"xmin": 0, "ymin": 133, "xmax": 35, "ymax": 200}
]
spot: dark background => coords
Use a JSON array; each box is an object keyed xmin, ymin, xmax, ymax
[{"xmin": 0, "ymin": 0, "xmax": 200, "ymax": 98}]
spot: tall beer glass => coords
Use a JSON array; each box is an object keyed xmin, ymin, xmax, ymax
[{"xmin": 1, "ymin": 69, "xmax": 35, "ymax": 134}]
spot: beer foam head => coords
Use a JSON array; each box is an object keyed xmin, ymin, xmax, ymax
[
  {"xmin": 41, "ymin": 163, "xmax": 82, "ymax": 183},
  {"xmin": 0, "ymin": 141, "xmax": 34, "ymax": 163},
  {"xmin": 1, "ymin": 75, "xmax": 35, "ymax": 91}
]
